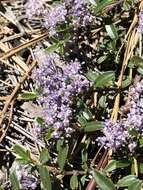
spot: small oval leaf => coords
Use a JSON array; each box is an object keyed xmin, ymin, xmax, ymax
[
  {"xmin": 84, "ymin": 121, "xmax": 103, "ymax": 132},
  {"xmin": 92, "ymin": 169, "xmax": 116, "ymax": 190},
  {"xmin": 93, "ymin": 0, "xmax": 114, "ymax": 13},
  {"xmin": 70, "ymin": 175, "xmax": 78, "ymax": 190},
  {"xmin": 95, "ymin": 71, "xmax": 115, "ymax": 88},
  {"xmin": 137, "ymin": 67, "xmax": 143, "ymax": 75},
  {"xmin": 86, "ymin": 70, "xmax": 99, "ymax": 82},
  {"xmin": 58, "ymin": 143, "xmax": 69, "ymax": 170},
  {"xmin": 13, "ymin": 144, "xmax": 31, "ymax": 163},
  {"xmin": 105, "ymin": 24, "xmax": 118, "ymax": 39},
  {"xmin": 139, "ymin": 163, "xmax": 143, "ymax": 174},
  {"xmin": 129, "ymin": 56, "xmax": 143, "ymax": 69},
  {"xmin": 104, "ymin": 160, "xmax": 131, "ymax": 172},
  {"xmin": 40, "ymin": 148, "xmax": 50, "ymax": 164},
  {"xmin": 21, "ymin": 91, "xmax": 37, "ymax": 100},
  {"xmin": 39, "ymin": 165, "xmax": 51, "ymax": 190},
  {"xmin": 128, "ymin": 180, "xmax": 142, "ymax": 190},
  {"xmin": 117, "ymin": 175, "xmax": 137, "ymax": 187},
  {"xmin": 10, "ymin": 171, "xmax": 20, "ymax": 190}
]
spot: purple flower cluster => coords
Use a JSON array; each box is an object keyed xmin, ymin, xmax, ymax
[
  {"xmin": 25, "ymin": 0, "xmax": 46, "ymax": 19},
  {"xmin": 15, "ymin": 164, "xmax": 38, "ymax": 190},
  {"xmin": 32, "ymin": 49, "xmax": 89, "ymax": 138},
  {"xmin": 139, "ymin": 10, "xmax": 143, "ymax": 32},
  {"xmin": 98, "ymin": 80, "xmax": 143, "ymax": 152},
  {"xmin": 64, "ymin": 0, "xmax": 93, "ymax": 26},
  {"xmin": 127, "ymin": 80, "xmax": 143, "ymax": 132},
  {"xmin": 25, "ymin": 0, "xmax": 92, "ymax": 35},
  {"xmin": 44, "ymin": 5, "xmax": 67, "ymax": 35},
  {"xmin": 97, "ymin": 120, "xmax": 129, "ymax": 152}
]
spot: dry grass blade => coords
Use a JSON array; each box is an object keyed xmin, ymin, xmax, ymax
[
  {"xmin": 0, "ymin": 60, "xmax": 38, "ymax": 128},
  {"xmin": 0, "ymin": 32, "xmax": 48, "ymax": 61},
  {"xmin": 0, "ymin": 100, "xmax": 14, "ymax": 143},
  {"xmin": 0, "ymin": 42, "xmax": 29, "ymax": 72},
  {"xmin": 111, "ymin": 29, "xmax": 139, "ymax": 121}
]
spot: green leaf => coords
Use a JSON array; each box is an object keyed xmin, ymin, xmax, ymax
[
  {"xmin": 139, "ymin": 138, "xmax": 143, "ymax": 147},
  {"xmin": 46, "ymin": 43, "xmax": 59, "ymax": 53},
  {"xmin": 98, "ymin": 95, "xmax": 107, "ymax": 108},
  {"xmin": 70, "ymin": 175, "xmax": 78, "ymax": 190},
  {"xmin": 83, "ymin": 121, "xmax": 103, "ymax": 132},
  {"xmin": 62, "ymin": 33, "xmax": 71, "ymax": 42},
  {"xmin": 82, "ymin": 112, "xmax": 91, "ymax": 120},
  {"xmin": 89, "ymin": 0, "xmax": 97, "ymax": 5},
  {"xmin": 128, "ymin": 128, "xmax": 139, "ymax": 137},
  {"xmin": 139, "ymin": 163, "xmax": 143, "ymax": 174},
  {"xmin": 107, "ymin": 40, "xmax": 117, "ymax": 51},
  {"xmin": 93, "ymin": 0, "xmax": 114, "ymax": 13},
  {"xmin": 13, "ymin": 144, "xmax": 31, "ymax": 163},
  {"xmin": 78, "ymin": 115, "xmax": 87, "ymax": 127},
  {"xmin": 95, "ymin": 71, "xmax": 115, "ymax": 88},
  {"xmin": 45, "ymin": 128, "xmax": 55, "ymax": 141},
  {"xmin": 129, "ymin": 56, "xmax": 143, "ymax": 69},
  {"xmin": 10, "ymin": 171, "xmax": 20, "ymax": 190},
  {"xmin": 36, "ymin": 117, "xmax": 45, "ymax": 128},
  {"xmin": 15, "ymin": 158, "xmax": 32, "ymax": 164},
  {"xmin": 57, "ymin": 143, "xmax": 69, "ymax": 170},
  {"xmin": 97, "ymin": 55, "xmax": 107, "ymax": 64},
  {"xmin": 82, "ymin": 109, "xmax": 93, "ymax": 120},
  {"xmin": 105, "ymin": 24, "xmax": 118, "ymax": 39},
  {"xmin": 46, "ymin": 33, "xmax": 70, "ymax": 54},
  {"xmin": 137, "ymin": 67, "xmax": 143, "ymax": 75},
  {"xmin": 128, "ymin": 180, "xmax": 142, "ymax": 190},
  {"xmin": 86, "ymin": 70, "xmax": 99, "ymax": 82},
  {"xmin": 57, "ymin": 139, "xmax": 64, "ymax": 152},
  {"xmin": 82, "ymin": 148, "xmax": 88, "ymax": 164},
  {"xmin": 123, "ymin": 1, "xmax": 131, "ymax": 11},
  {"xmin": 0, "ymin": 187, "xmax": 4, "ymax": 190},
  {"xmin": 40, "ymin": 148, "xmax": 50, "ymax": 164},
  {"xmin": 39, "ymin": 165, "xmax": 51, "ymax": 190},
  {"xmin": 59, "ymin": 46, "xmax": 64, "ymax": 54},
  {"xmin": 104, "ymin": 160, "xmax": 131, "ymax": 172},
  {"xmin": 117, "ymin": 175, "xmax": 137, "ymax": 187},
  {"xmin": 122, "ymin": 78, "xmax": 132, "ymax": 88},
  {"xmin": 21, "ymin": 91, "xmax": 37, "ymax": 100},
  {"xmin": 80, "ymin": 175, "xmax": 86, "ymax": 186},
  {"xmin": 92, "ymin": 169, "xmax": 116, "ymax": 190},
  {"xmin": 56, "ymin": 24, "xmax": 71, "ymax": 33}
]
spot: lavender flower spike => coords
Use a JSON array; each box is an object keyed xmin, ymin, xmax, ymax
[
  {"xmin": 25, "ymin": 0, "xmax": 46, "ymax": 19},
  {"xmin": 14, "ymin": 163, "xmax": 39, "ymax": 190},
  {"xmin": 44, "ymin": 5, "xmax": 67, "ymax": 35},
  {"xmin": 139, "ymin": 10, "xmax": 143, "ymax": 32},
  {"xmin": 32, "ymin": 49, "xmax": 89, "ymax": 138},
  {"xmin": 97, "ymin": 120, "xmax": 129, "ymax": 151},
  {"xmin": 64, "ymin": 0, "xmax": 93, "ymax": 26},
  {"xmin": 98, "ymin": 79, "xmax": 143, "ymax": 153}
]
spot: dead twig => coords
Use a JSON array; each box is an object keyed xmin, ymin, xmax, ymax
[
  {"xmin": 0, "ymin": 60, "xmax": 38, "ymax": 130},
  {"xmin": 0, "ymin": 32, "xmax": 48, "ymax": 61},
  {"xmin": 0, "ymin": 100, "xmax": 14, "ymax": 143}
]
